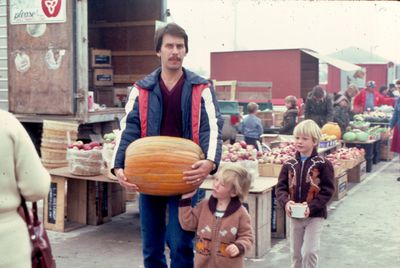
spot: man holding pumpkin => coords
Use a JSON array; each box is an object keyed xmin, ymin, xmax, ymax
[{"xmin": 111, "ymin": 23, "xmax": 223, "ymax": 268}]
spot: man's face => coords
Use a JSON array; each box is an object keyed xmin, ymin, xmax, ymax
[
  {"xmin": 157, "ymin": 33, "xmax": 187, "ymax": 71},
  {"xmin": 313, "ymin": 96, "xmax": 323, "ymax": 103},
  {"xmin": 366, "ymin": 87, "xmax": 374, "ymax": 93}
]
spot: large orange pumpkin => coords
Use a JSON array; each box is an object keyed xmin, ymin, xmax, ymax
[
  {"xmin": 124, "ymin": 136, "xmax": 205, "ymax": 196},
  {"xmin": 321, "ymin": 122, "xmax": 342, "ymax": 140}
]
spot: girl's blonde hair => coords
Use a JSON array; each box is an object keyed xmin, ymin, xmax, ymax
[
  {"xmin": 217, "ymin": 162, "xmax": 252, "ymax": 202},
  {"xmin": 293, "ymin": 119, "xmax": 322, "ymax": 145}
]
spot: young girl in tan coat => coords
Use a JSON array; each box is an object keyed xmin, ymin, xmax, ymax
[{"xmin": 179, "ymin": 163, "xmax": 254, "ymax": 268}]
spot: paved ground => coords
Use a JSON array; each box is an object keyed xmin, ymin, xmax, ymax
[{"xmin": 47, "ymin": 156, "xmax": 400, "ymax": 268}]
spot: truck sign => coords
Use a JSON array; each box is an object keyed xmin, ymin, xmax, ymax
[{"xmin": 10, "ymin": 0, "xmax": 66, "ymax": 25}]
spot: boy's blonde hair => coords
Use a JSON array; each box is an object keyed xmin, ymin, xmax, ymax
[
  {"xmin": 247, "ymin": 102, "xmax": 259, "ymax": 114},
  {"xmin": 293, "ymin": 119, "xmax": 322, "ymax": 145},
  {"xmin": 217, "ymin": 162, "xmax": 251, "ymax": 202}
]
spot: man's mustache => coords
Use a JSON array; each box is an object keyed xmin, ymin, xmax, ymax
[{"xmin": 169, "ymin": 57, "xmax": 182, "ymax": 61}]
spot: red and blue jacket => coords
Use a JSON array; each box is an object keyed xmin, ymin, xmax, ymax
[{"xmin": 113, "ymin": 67, "xmax": 223, "ymax": 173}]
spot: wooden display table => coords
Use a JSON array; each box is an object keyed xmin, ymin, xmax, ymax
[
  {"xmin": 201, "ymin": 176, "xmax": 278, "ymax": 259},
  {"xmin": 343, "ymin": 139, "xmax": 380, "ymax": 172},
  {"xmin": 44, "ymin": 167, "xmax": 126, "ymax": 232}
]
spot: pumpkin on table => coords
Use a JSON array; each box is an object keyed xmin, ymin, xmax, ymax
[
  {"xmin": 124, "ymin": 136, "xmax": 205, "ymax": 196},
  {"xmin": 321, "ymin": 122, "xmax": 342, "ymax": 140}
]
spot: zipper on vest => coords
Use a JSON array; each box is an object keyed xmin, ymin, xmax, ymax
[{"xmin": 298, "ymin": 160, "xmax": 305, "ymax": 201}]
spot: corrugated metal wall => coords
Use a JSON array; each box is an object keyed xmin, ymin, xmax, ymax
[{"xmin": 0, "ymin": 0, "xmax": 7, "ymax": 110}]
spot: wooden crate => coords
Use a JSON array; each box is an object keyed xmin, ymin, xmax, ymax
[
  {"xmin": 259, "ymin": 163, "xmax": 282, "ymax": 177},
  {"xmin": 93, "ymin": 68, "xmax": 114, "ymax": 86},
  {"xmin": 90, "ymin": 48, "xmax": 112, "ymax": 68},
  {"xmin": 44, "ymin": 168, "xmax": 125, "ymax": 232},
  {"xmin": 333, "ymin": 172, "xmax": 347, "ymax": 201},
  {"xmin": 271, "ymin": 188, "xmax": 286, "ymax": 238},
  {"xmin": 44, "ymin": 176, "xmax": 87, "ymax": 232},
  {"xmin": 380, "ymin": 139, "xmax": 394, "ymax": 161},
  {"xmin": 87, "ymin": 181, "xmax": 112, "ymax": 225},
  {"xmin": 246, "ymin": 190, "xmax": 272, "ymax": 258},
  {"xmin": 347, "ymin": 161, "xmax": 367, "ymax": 183},
  {"xmin": 114, "ymin": 87, "xmax": 128, "ymax": 107},
  {"xmin": 94, "ymin": 87, "xmax": 114, "ymax": 107},
  {"xmin": 111, "ymin": 184, "xmax": 127, "ymax": 216}
]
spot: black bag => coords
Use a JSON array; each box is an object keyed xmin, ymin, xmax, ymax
[{"xmin": 19, "ymin": 197, "xmax": 56, "ymax": 268}]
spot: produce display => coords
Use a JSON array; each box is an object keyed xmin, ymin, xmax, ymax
[
  {"xmin": 353, "ymin": 111, "xmax": 392, "ymax": 122},
  {"xmin": 67, "ymin": 141, "xmax": 103, "ymax": 176},
  {"xmin": 325, "ymin": 147, "xmax": 365, "ymax": 172},
  {"xmin": 257, "ymin": 142, "xmax": 296, "ymax": 164},
  {"xmin": 124, "ymin": 136, "xmax": 204, "ymax": 196},
  {"xmin": 221, "ymin": 141, "xmax": 259, "ymax": 183},
  {"xmin": 344, "ymin": 125, "xmax": 388, "ymax": 142},
  {"xmin": 102, "ymin": 131, "xmax": 117, "ymax": 169}
]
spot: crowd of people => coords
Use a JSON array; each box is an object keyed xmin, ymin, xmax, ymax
[{"xmin": 238, "ymin": 79, "xmax": 399, "ymax": 144}]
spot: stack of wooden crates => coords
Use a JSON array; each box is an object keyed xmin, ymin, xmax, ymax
[{"xmin": 89, "ymin": 48, "xmax": 117, "ymax": 108}]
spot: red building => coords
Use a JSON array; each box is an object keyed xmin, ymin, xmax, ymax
[
  {"xmin": 327, "ymin": 47, "xmax": 396, "ymax": 92},
  {"xmin": 210, "ymin": 48, "xmax": 360, "ymax": 103}
]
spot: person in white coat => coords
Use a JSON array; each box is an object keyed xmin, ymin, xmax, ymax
[{"xmin": 0, "ymin": 110, "xmax": 51, "ymax": 267}]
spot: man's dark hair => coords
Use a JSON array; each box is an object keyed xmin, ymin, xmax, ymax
[
  {"xmin": 312, "ymin": 85, "xmax": 325, "ymax": 99},
  {"xmin": 379, "ymin": 85, "xmax": 388, "ymax": 94},
  {"xmin": 154, "ymin": 23, "xmax": 189, "ymax": 53}
]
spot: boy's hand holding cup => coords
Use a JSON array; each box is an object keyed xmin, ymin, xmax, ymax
[{"xmin": 285, "ymin": 201, "xmax": 309, "ymax": 218}]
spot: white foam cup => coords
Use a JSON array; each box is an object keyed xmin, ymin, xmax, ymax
[{"xmin": 290, "ymin": 203, "xmax": 307, "ymax": 218}]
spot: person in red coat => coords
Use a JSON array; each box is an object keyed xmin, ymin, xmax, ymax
[{"xmin": 353, "ymin": 80, "xmax": 395, "ymax": 114}]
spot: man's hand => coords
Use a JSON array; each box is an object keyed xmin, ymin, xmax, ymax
[
  {"xmin": 114, "ymin": 168, "xmax": 139, "ymax": 192},
  {"xmin": 225, "ymin": 244, "xmax": 240, "ymax": 257},
  {"xmin": 183, "ymin": 159, "xmax": 214, "ymax": 185}
]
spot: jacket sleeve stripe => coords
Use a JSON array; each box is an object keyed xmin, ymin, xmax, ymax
[
  {"xmin": 202, "ymin": 87, "xmax": 219, "ymax": 162},
  {"xmin": 111, "ymin": 87, "xmax": 139, "ymax": 169}
]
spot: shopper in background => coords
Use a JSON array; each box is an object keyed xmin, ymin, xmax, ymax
[
  {"xmin": 378, "ymin": 85, "xmax": 390, "ymax": 97},
  {"xmin": 276, "ymin": 119, "xmax": 335, "ymax": 268},
  {"xmin": 0, "ymin": 110, "xmax": 51, "ymax": 267},
  {"xmin": 387, "ymin": 83, "xmax": 397, "ymax": 98},
  {"xmin": 238, "ymin": 102, "xmax": 263, "ymax": 148},
  {"xmin": 353, "ymin": 80, "xmax": 395, "ymax": 114},
  {"xmin": 112, "ymin": 23, "xmax": 223, "ymax": 268},
  {"xmin": 179, "ymin": 163, "xmax": 254, "ymax": 268},
  {"xmin": 333, "ymin": 94, "xmax": 351, "ymax": 134},
  {"xmin": 280, "ymin": 95, "xmax": 298, "ymax": 135},
  {"xmin": 389, "ymin": 97, "xmax": 400, "ymax": 182},
  {"xmin": 393, "ymin": 80, "xmax": 400, "ymax": 97},
  {"xmin": 304, "ymin": 85, "xmax": 334, "ymax": 128}
]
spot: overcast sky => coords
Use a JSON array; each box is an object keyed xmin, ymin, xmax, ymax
[{"xmin": 167, "ymin": 0, "xmax": 400, "ymax": 77}]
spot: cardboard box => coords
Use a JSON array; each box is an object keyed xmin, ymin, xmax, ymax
[
  {"xmin": 259, "ymin": 163, "xmax": 282, "ymax": 177},
  {"xmin": 90, "ymin": 48, "xmax": 112, "ymax": 68},
  {"xmin": 93, "ymin": 68, "xmax": 114, "ymax": 86},
  {"xmin": 333, "ymin": 172, "xmax": 347, "ymax": 201},
  {"xmin": 347, "ymin": 161, "xmax": 367, "ymax": 183}
]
